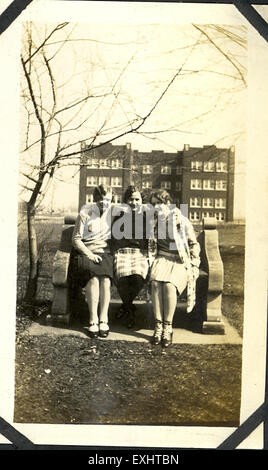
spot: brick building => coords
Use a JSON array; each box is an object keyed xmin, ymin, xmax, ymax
[{"xmin": 78, "ymin": 142, "xmax": 235, "ymax": 223}]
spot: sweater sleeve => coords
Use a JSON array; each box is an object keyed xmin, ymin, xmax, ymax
[{"xmin": 72, "ymin": 214, "xmax": 93, "ymax": 257}]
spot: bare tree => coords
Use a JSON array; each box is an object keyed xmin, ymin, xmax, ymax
[
  {"xmin": 20, "ymin": 22, "xmax": 247, "ymax": 303},
  {"xmin": 19, "ymin": 22, "xmax": 190, "ymax": 302}
]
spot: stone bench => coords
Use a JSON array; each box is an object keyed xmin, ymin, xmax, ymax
[{"xmin": 48, "ymin": 216, "xmax": 225, "ymax": 334}]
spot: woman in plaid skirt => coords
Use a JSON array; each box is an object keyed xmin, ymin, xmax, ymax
[
  {"xmin": 149, "ymin": 190, "xmax": 200, "ymax": 348},
  {"xmin": 111, "ymin": 185, "xmax": 150, "ymax": 328}
]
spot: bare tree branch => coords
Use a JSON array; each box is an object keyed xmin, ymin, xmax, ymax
[
  {"xmin": 20, "ymin": 183, "xmax": 34, "ymax": 192},
  {"xmin": 22, "ymin": 172, "xmax": 39, "ymax": 184},
  {"xmin": 21, "ymin": 56, "xmax": 46, "ymax": 167},
  {"xmin": 193, "ymin": 24, "xmax": 247, "ymax": 87},
  {"xmin": 210, "ymin": 25, "xmax": 247, "ymax": 50},
  {"xmin": 23, "ymin": 22, "xmax": 69, "ymax": 65},
  {"xmin": 42, "ymin": 51, "xmax": 57, "ymax": 124}
]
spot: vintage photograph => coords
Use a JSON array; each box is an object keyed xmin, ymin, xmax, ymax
[
  {"xmin": 14, "ymin": 16, "xmax": 248, "ymax": 431},
  {"xmin": 0, "ymin": 0, "xmax": 266, "ymax": 453}
]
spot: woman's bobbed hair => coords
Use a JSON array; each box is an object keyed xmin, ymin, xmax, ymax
[
  {"xmin": 149, "ymin": 189, "xmax": 172, "ymax": 205},
  {"xmin": 93, "ymin": 185, "xmax": 115, "ymax": 202},
  {"xmin": 123, "ymin": 185, "xmax": 145, "ymax": 204}
]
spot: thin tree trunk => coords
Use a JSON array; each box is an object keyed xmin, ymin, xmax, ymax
[{"xmin": 24, "ymin": 203, "xmax": 40, "ymax": 304}]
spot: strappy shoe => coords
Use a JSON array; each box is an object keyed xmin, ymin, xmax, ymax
[
  {"xmin": 151, "ymin": 320, "xmax": 163, "ymax": 345},
  {"xmin": 162, "ymin": 321, "xmax": 173, "ymax": 348},
  {"xmin": 88, "ymin": 322, "xmax": 99, "ymax": 338},
  {"xmin": 99, "ymin": 321, "xmax": 110, "ymax": 338}
]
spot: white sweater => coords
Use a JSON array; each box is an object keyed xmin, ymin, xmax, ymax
[{"xmin": 72, "ymin": 204, "xmax": 113, "ymax": 256}]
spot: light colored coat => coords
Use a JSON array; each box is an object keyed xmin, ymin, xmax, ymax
[{"xmin": 149, "ymin": 205, "xmax": 200, "ymax": 313}]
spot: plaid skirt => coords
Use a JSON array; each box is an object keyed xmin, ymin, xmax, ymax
[
  {"xmin": 150, "ymin": 252, "xmax": 187, "ymax": 294},
  {"xmin": 114, "ymin": 248, "xmax": 149, "ymax": 280}
]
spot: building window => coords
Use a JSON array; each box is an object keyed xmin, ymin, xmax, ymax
[
  {"xmin": 216, "ymin": 161, "xmax": 227, "ymax": 172},
  {"xmin": 100, "ymin": 158, "xmax": 110, "ymax": 168},
  {"xmin": 98, "ymin": 176, "xmax": 110, "ymax": 186},
  {"xmin": 86, "ymin": 176, "xmax": 98, "ymax": 187},
  {"xmin": 142, "ymin": 180, "xmax": 152, "ymax": 189},
  {"xmin": 190, "ymin": 211, "xmax": 201, "ymax": 222},
  {"xmin": 215, "ymin": 212, "xmax": 225, "ymax": 221},
  {"xmin": 176, "ymin": 166, "xmax": 182, "ymax": 175},
  {"xmin": 215, "ymin": 180, "xmax": 227, "ymax": 190},
  {"xmin": 202, "ymin": 211, "xmax": 214, "ymax": 219},
  {"xmin": 176, "ymin": 182, "xmax": 182, "ymax": 191},
  {"xmin": 190, "ymin": 179, "xmax": 202, "ymax": 190},
  {"xmin": 161, "ymin": 165, "xmax": 171, "ymax": 175},
  {"xmin": 161, "ymin": 181, "xmax": 171, "ymax": 190},
  {"xmin": 131, "ymin": 165, "xmax": 139, "ymax": 173},
  {"xmin": 87, "ymin": 158, "xmax": 98, "ymax": 168},
  {"xmin": 111, "ymin": 158, "xmax": 122, "ymax": 169},
  {"xmin": 114, "ymin": 194, "xmax": 121, "ymax": 203},
  {"xmin": 143, "ymin": 165, "xmax": 152, "ymax": 174},
  {"xmin": 215, "ymin": 198, "xmax": 226, "ymax": 208},
  {"xmin": 204, "ymin": 161, "xmax": 215, "ymax": 172},
  {"xmin": 190, "ymin": 197, "xmax": 201, "ymax": 208},
  {"xmin": 203, "ymin": 179, "xmax": 215, "ymax": 190},
  {"xmin": 86, "ymin": 193, "xmax": 94, "ymax": 204},
  {"xmin": 202, "ymin": 197, "xmax": 214, "ymax": 208},
  {"xmin": 191, "ymin": 161, "xmax": 203, "ymax": 172},
  {"xmin": 216, "ymin": 180, "xmax": 227, "ymax": 190},
  {"xmin": 111, "ymin": 176, "xmax": 122, "ymax": 187}
]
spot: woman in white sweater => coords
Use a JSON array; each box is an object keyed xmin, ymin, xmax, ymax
[{"xmin": 72, "ymin": 185, "xmax": 114, "ymax": 338}]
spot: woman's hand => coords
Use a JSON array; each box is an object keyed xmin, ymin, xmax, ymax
[{"xmin": 86, "ymin": 252, "xmax": 102, "ymax": 264}]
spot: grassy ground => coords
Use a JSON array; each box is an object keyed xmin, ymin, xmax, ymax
[
  {"xmin": 14, "ymin": 219, "xmax": 245, "ymax": 426},
  {"xmin": 14, "ymin": 334, "xmax": 242, "ymax": 426}
]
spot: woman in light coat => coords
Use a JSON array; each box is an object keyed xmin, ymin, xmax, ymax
[{"xmin": 149, "ymin": 190, "xmax": 200, "ymax": 347}]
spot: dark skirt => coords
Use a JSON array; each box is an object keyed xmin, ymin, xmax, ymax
[{"xmin": 71, "ymin": 250, "xmax": 114, "ymax": 288}]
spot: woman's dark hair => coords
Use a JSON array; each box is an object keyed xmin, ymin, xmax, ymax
[
  {"xmin": 123, "ymin": 185, "xmax": 145, "ymax": 204},
  {"xmin": 149, "ymin": 189, "xmax": 172, "ymax": 205},
  {"xmin": 93, "ymin": 185, "xmax": 115, "ymax": 202}
]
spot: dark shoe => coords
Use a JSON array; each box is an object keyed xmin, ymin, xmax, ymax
[
  {"xmin": 115, "ymin": 305, "xmax": 127, "ymax": 319},
  {"xmin": 162, "ymin": 321, "xmax": 173, "ymax": 348},
  {"xmin": 151, "ymin": 320, "xmax": 163, "ymax": 345},
  {"xmin": 124, "ymin": 303, "xmax": 136, "ymax": 329},
  {"xmin": 127, "ymin": 313, "xmax": 135, "ymax": 329},
  {"xmin": 99, "ymin": 321, "xmax": 109, "ymax": 338},
  {"xmin": 88, "ymin": 322, "xmax": 99, "ymax": 338}
]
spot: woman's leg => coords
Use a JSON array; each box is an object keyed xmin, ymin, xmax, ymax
[
  {"xmin": 84, "ymin": 276, "xmax": 99, "ymax": 333},
  {"xmin": 162, "ymin": 282, "xmax": 177, "ymax": 323},
  {"xmin": 151, "ymin": 280, "xmax": 164, "ymax": 345},
  {"xmin": 99, "ymin": 276, "xmax": 111, "ymax": 331},
  {"xmin": 162, "ymin": 282, "xmax": 177, "ymax": 347},
  {"xmin": 151, "ymin": 280, "xmax": 164, "ymax": 323},
  {"xmin": 116, "ymin": 274, "xmax": 145, "ymax": 327}
]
